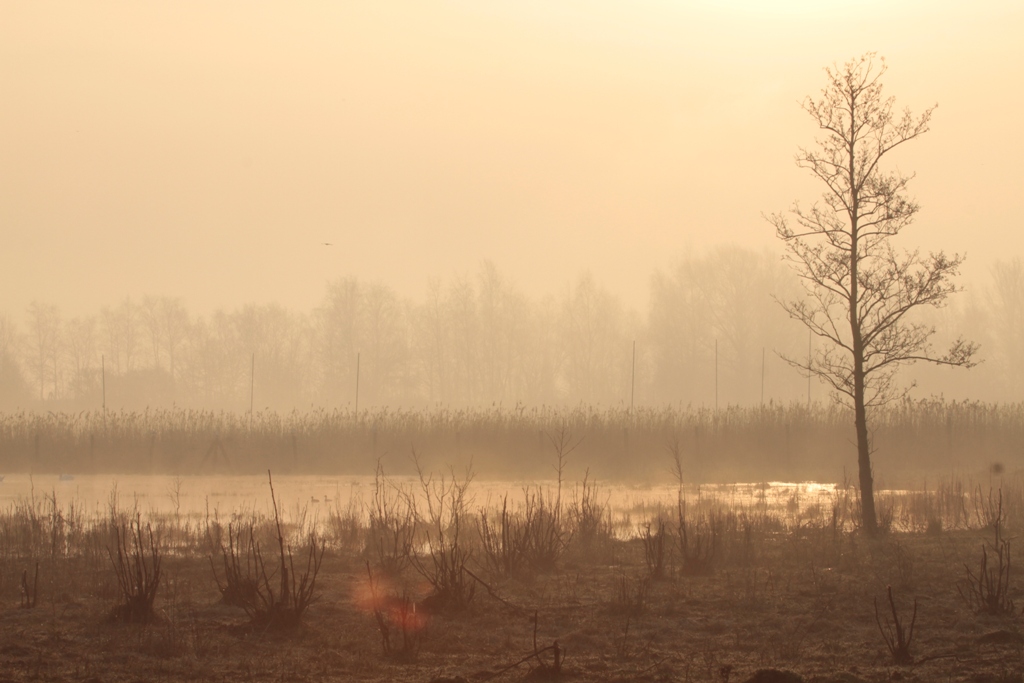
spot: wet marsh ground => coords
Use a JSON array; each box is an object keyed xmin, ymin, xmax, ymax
[{"xmin": 2, "ymin": 474, "xmax": 1024, "ymax": 682}]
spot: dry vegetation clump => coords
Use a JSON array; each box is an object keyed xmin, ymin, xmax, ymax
[
  {"xmin": 411, "ymin": 460, "xmax": 476, "ymax": 612},
  {"xmin": 209, "ymin": 519, "xmax": 261, "ymax": 608},
  {"xmin": 211, "ymin": 472, "xmax": 325, "ymax": 630},
  {"xmin": 566, "ymin": 473, "xmax": 614, "ymax": 558},
  {"xmin": 957, "ymin": 490, "xmax": 1017, "ymax": 616},
  {"xmin": 107, "ymin": 512, "xmax": 162, "ymax": 623},
  {"xmin": 676, "ymin": 500, "xmax": 721, "ymax": 576},
  {"xmin": 478, "ymin": 494, "xmax": 527, "ymax": 577},
  {"xmin": 875, "ymin": 585, "xmax": 917, "ymax": 665},
  {"xmin": 366, "ymin": 461, "xmax": 417, "ymax": 576},
  {"xmin": 640, "ymin": 518, "xmax": 668, "ymax": 580},
  {"xmin": 365, "ymin": 561, "xmax": 422, "ymax": 660}
]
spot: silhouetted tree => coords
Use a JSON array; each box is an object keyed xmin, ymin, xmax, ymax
[
  {"xmin": 768, "ymin": 54, "xmax": 976, "ymax": 534},
  {"xmin": 65, "ymin": 315, "xmax": 99, "ymax": 401},
  {"xmin": 559, "ymin": 272, "xmax": 633, "ymax": 404},
  {"xmin": 0, "ymin": 314, "xmax": 30, "ymax": 407},
  {"xmin": 648, "ymin": 247, "xmax": 804, "ymax": 406},
  {"xmin": 986, "ymin": 259, "xmax": 1024, "ymax": 397},
  {"xmin": 25, "ymin": 301, "xmax": 62, "ymax": 401}
]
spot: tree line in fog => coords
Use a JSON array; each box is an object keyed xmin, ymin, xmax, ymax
[{"xmin": 1, "ymin": 247, "xmax": 1021, "ymax": 411}]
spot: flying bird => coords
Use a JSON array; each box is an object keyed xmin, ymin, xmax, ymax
[{"xmin": 322, "ymin": 242, "xmax": 333, "ymax": 246}]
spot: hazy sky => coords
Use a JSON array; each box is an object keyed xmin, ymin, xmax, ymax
[{"xmin": 2, "ymin": 1, "xmax": 1022, "ymax": 317}]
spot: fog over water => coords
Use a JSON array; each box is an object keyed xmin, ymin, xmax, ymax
[{"xmin": 2, "ymin": 2, "xmax": 1023, "ymax": 409}]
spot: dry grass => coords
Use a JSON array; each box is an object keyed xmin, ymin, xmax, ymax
[{"xmin": 0, "ymin": 470, "xmax": 1023, "ymax": 681}]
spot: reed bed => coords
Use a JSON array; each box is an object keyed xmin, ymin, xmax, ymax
[{"xmin": 2, "ymin": 399, "xmax": 1022, "ymax": 485}]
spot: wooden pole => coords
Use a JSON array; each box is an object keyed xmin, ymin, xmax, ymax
[
  {"xmin": 249, "ymin": 352, "xmax": 255, "ymax": 431},
  {"xmin": 630, "ymin": 340, "xmax": 636, "ymax": 418},
  {"xmin": 355, "ymin": 352, "xmax": 360, "ymax": 417},
  {"xmin": 761, "ymin": 347, "xmax": 765, "ymax": 407},
  {"xmin": 807, "ymin": 330, "xmax": 812, "ymax": 408},
  {"xmin": 715, "ymin": 338, "xmax": 719, "ymax": 412}
]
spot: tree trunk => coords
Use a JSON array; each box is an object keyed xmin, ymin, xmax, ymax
[
  {"xmin": 852, "ymin": 299, "xmax": 878, "ymax": 535},
  {"xmin": 854, "ymin": 385, "xmax": 877, "ymax": 535},
  {"xmin": 847, "ymin": 87, "xmax": 878, "ymax": 536}
]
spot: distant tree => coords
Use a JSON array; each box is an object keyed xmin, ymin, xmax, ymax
[
  {"xmin": 316, "ymin": 278, "xmax": 363, "ymax": 406},
  {"xmin": 101, "ymin": 298, "xmax": 140, "ymax": 374},
  {"xmin": 65, "ymin": 315, "xmax": 99, "ymax": 402},
  {"xmin": 986, "ymin": 259, "xmax": 1024, "ymax": 397},
  {"xmin": 417, "ymin": 277, "xmax": 454, "ymax": 404},
  {"xmin": 648, "ymin": 247, "xmax": 804, "ymax": 406},
  {"xmin": 768, "ymin": 54, "xmax": 976, "ymax": 534},
  {"xmin": 446, "ymin": 275, "xmax": 482, "ymax": 404},
  {"xmin": 559, "ymin": 272, "xmax": 632, "ymax": 405},
  {"xmin": 158, "ymin": 297, "xmax": 190, "ymax": 381},
  {"xmin": 648, "ymin": 254, "xmax": 714, "ymax": 405},
  {"xmin": 231, "ymin": 303, "xmax": 305, "ymax": 410},
  {"xmin": 360, "ymin": 282, "xmax": 409, "ymax": 405},
  {"xmin": 0, "ymin": 314, "xmax": 30, "ymax": 407},
  {"xmin": 141, "ymin": 296, "xmax": 164, "ymax": 371},
  {"xmin": 476, "ymin": 261, "xmax": 523, "ymax": 403},
  {"xmin": 25, "ymin": 301, "xmax": 63, "ymax": 401}
]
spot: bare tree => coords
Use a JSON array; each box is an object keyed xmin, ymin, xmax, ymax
[
  {"xmin": 25, "ymin": 301, "xmax": 63, "ymax": 401},
  {"xmin": 159, "ymin": 297, "xmax": 190, "ymax": 381},
  {"xmin": 65, "ymin": 316, "xmax": 99, "ymax": 401},
  {"xmin": 768, "ymin": 54, "xmax": 976, "ymax": 534},
  {"xmin": 986, "ymin": 259, "xmax": 1024, "ymax": 397},
  {"xmin": 560, "ymin": 272, "xmax": 631, "ymax": 404},
  {"xmin": 141, "ymin": 296, "xmax": 164, "ymax": 371},
  {"xmin": 0, "ymin": 313, "xmax": 29, "ymax": 406}
]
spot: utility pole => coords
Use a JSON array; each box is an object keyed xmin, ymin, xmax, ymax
[
  {"xmin": 355, "ymin": 352, "xmax": 360, "ymax": 417},
  {"xmin": 630, "ymin": 340, "xmax": 636, "ymax": 419},
  {"xmin": 715, "ymin": 339, "xmax": 719, "ymax": 412},
  {"xmin": 249, "ymin": 352, "xmax": 255, "ymax": 431},
  {"xmin": 761, "ymin": 347, "xmax": 765, "ymax": 407},
  {"xmin": 807, "ymin": 329, "xmax": 812, "ymax": 408}
]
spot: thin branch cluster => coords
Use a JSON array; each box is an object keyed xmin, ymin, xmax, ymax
[{"xmin": 768, "ymin": 53, "xmax": 976, "ymax": 408}]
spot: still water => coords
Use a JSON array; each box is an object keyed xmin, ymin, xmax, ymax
[{"xmin": 0, "ymin": 473, "xmax": 842, "ymax": 528}]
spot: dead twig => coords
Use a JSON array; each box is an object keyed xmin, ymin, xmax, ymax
[{"xmin": 875, "ymin": 585, "xmax": 917, "ymax": 665}]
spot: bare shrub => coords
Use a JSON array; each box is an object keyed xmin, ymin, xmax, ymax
[
  {"xmin": 366, "ymin": 461, "xmax": 417, "ymax": 575},
  {"xmin": 567, "ymin": 472, "xmax": 611, "ymax": 553},
  {"xmin": 211, "ymin": 472, "xmax": 325, "ymax": 629},
  {"xmin": 958, "ymin": 490, "xmax": 1014, "ymax": 615},
  {"xmin": 973, "ymin": 485, "xmax": 1004, "ymax": 530},
  {"xmin": 326, "ymin": 496, "xmax": 364, "ymax": 555},
  {"xmin": 676, "ymin": 500, "xmax": 718, "ymax": 576},
  {"xmin": 107, "ymin": 512, "xmax": 162, "ymax": 623},
  {"xmin": 520, "ymin": 485, "xmax": 569, "ymax": 573},
  {"xmin": 209, "ymin": 519, "xmax": 260, "ymax": 608},
  {"xmin": 641, "ymin": 518, "xmax": 668, "ymax": 580},
  {"xmin": 20, "ymin": 562, "xmax": 39, "ymax": 608},
  {"xmin": 875, "ymin": 585, "xmax": 917, "ymax": 665},
  {"xmin": 412, "ymin": 458, "xmax": 475, "ymax": 612},
  {"xmin": 517, "ymin": 427, "xmax": 581, "ymax": 572},
  {"xmin": 478, "ymin": 495, "xmax": 527, "ymax": 578},
  {"xmin": 366, "ymin": 561, "xmax": 422, "ymax": 659},
  {"xmin": 609, "ymin": 572, "xmax": 649, "ymax": 617}
]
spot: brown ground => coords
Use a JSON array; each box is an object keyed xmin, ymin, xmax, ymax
[{"xmin": 2, "ymin": 526, "xmax": 1024, "ymax": 683}]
